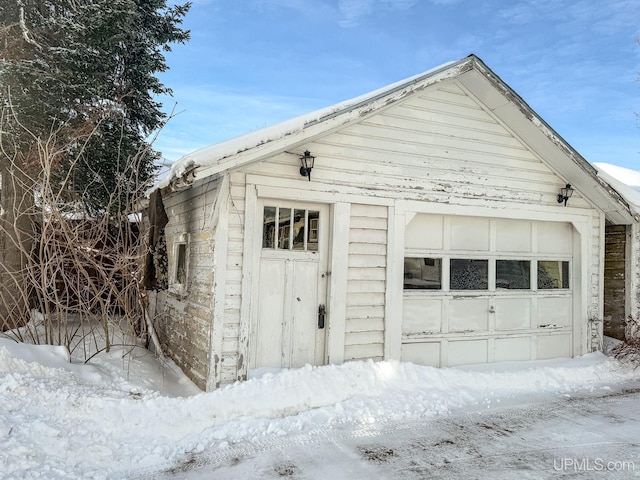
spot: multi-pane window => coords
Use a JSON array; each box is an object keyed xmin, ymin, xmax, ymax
[
  {"xmin": 263, "ymin": 206, "xmax": 319, "ymax": 252},
  {"xmin": 403, "ymin": 258, "xmax": 569, "ymax": 291}
]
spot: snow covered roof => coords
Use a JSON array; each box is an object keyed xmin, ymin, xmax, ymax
[
  {"xmin": 156, "ymin": 54, "xmax": 636, "ymax": 224},
  {"xmin": 156, "ymin": 58, "xmax": 463, "ymax": 190},
  {"xmin": 594, "ymin": 163, "xmax": 640, "ymax": 217}
]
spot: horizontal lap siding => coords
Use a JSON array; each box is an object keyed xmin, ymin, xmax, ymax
[
  {"xmin": 589, "ymin": 210, "xmax": 605, "ymax": 350},
  {"xmin": 216, "ymin": 78, "xmax": 602, "ymax": 380},
  {"xmin": 344, "ymin": 204, "xmax": 387, "ymax": 361},
  {"xmin": 241, "ymin": 80, "xmax": 599, "ymax": 363},
  {"xmin": 604, "ymin": 225, "xmax": 626, "ymax": 340},
  {"xmin": 220, "ymin": 172, "xmax": 246, "ymax": 383},
  {"xmin": 156, "ymin": 179, "xmax": 220, "ymax": 390},
  {"xmin": 302, "ymin": 81, "xmax": 591, "ymax": 209}
]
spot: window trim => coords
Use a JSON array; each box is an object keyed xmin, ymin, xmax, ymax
[{"xmin": 170, "ymin": 233, "xmax": 189, "ymax": 295}]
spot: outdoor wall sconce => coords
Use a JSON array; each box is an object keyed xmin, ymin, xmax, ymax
[
  {"xmin": 299, "ymin": 150, "xmax": 315, "ymax": 181},
  {"xmin": 557, "ymin": 183, "xmax": 574, "ymax": 206}
]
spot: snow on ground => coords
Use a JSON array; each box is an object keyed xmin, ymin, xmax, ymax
[{"xmin": 2, "ymin": 336, "xmax": 640, "ymax": 479}]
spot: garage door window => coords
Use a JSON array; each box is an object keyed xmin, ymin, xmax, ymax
[
  {"xmin": 403, "ymin": 258, "xmax": 570, "ymax": 291},
  {"xmin": 538, "ymin": 261, "xmax": 570, "ymax": 289},
  {"xmin": 404, "ymin": 257, "xmax": 442, "ymax": 289},
  {"xmin": 450, "ymin": 259, "xmax": 488, "ymax": 290},
  {"xmin": 496, "ymin": 260, "xmax": 531, "ymax": 290}
]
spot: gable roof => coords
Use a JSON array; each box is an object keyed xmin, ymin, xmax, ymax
[{"xmin": 159, "ymin": 54, "xmax": 636, "ymax": 224}]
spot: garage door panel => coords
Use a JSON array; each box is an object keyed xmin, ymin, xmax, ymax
[
  {"xmin": 448, "ymin": 340, "xmax": 488, "ymax": 366},
  {"xmin": 450, "ymin": 217, "xmax": 489, "ymax": 251},
  {"xmin": 537, "ymin": 222, "xmax": 573, "ymax": 254},
  {"xmin": 450, "ymin": 298, "xmax": 489, "ymax": 332},
  {"xmin": 401, "ymin": 342, "xmax": 440, "ymax": 366},
  {"xmin": 537, "ymin": 334, "xmax": 572, "ymax": 359},
  {"xmin": 494, "ymin": 337, "xmax": 531, "ymax": 362},
  {"xmin": 495, "ymin": 298, "xmax": 531, "ymax": 330},
  {"xmin": 406, "ymin": 214, "xmax": 443, "ymax": 249},
  {"xmin": 537, "ymin": 297, "xmax": 572, "ymax": 327},
  {"xmin": 495, "ymin": 219, "xmax": 532, "ymax": 252},
  {"xmin": 402, "ymin": 298, "xmax": 442, "ymax": 334}
]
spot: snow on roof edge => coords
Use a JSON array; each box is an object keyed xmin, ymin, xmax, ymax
[
  {"xmin": 154, "ymin": 57, "xmax": 469, "ymax": 190},
  {"xmin": 594, "ymin": 162, "xmax": 640, "ymax": 217}
]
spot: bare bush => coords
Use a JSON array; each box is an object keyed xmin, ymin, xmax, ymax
[
  {"xmin": 610, "ymin": 315, "xmax": 640, "ymax": 368},
  {"xmin": 0, "ymin": 112, "xmax": 154, "ymax": 360}
]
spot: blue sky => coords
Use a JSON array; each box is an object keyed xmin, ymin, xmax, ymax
[{"xmin": 155, "ymin": 0, "xmax": 640, "ymax": 171}]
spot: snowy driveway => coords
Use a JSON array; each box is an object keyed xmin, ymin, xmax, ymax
[
  {"xmin": 4, "ymin": 338, "xmax": 640, "ymax": 479},
  {"xmin": 150, "ymin": 382, "xmax": 640, "ymax": 480}
]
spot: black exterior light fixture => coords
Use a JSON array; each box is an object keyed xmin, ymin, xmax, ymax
[
  {"xmin": 299, "ymin": 150, "xmax": 315, "ymax": 181},
  {"xmin": 557, "ymin": 183, "xmax": 574, "ymax": 206}
]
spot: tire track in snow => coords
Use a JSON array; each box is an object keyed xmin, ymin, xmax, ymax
[{"xmin": 130, "ymin": 385, "xmax": 640, "ymax": 479}]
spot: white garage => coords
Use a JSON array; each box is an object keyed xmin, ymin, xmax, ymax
[
  {"xmin": 402, "ymin": 214, "xmax": 576, "ymax": 366},
  {"xmin": 150, "ymin": 55, "xmax": 636, "ymax": 391}
]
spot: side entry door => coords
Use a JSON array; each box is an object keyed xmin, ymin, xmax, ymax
[{"xmin": 255, "ymin": 202, "xmax": 329, "ymax": 368}]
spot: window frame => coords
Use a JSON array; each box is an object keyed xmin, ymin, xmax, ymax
[
  {"xmin": 262, "ymin": 205, "xmax": 320, "ymax": 253},
  {"xmin": 170, "ymin": 233, "xmax": 189, "ymax": 295},
  {"xmin": 403, "ymin": 255, "xmax": 571, "ymax": 295}
]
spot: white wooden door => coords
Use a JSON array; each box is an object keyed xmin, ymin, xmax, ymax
[{"xmin": 255, "ymin": 202, "xmax": 329, "ymax": 368}]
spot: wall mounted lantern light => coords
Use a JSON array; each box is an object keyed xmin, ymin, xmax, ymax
[
  {"xmin": 557, "ymin": 183, "xmax": 574, "ymax": 206},
  {"xmin": 299, "ymin": 150, "xmax": 315, "ymax": 181}
]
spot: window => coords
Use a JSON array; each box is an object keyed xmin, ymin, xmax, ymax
[
  {"xmin": 263, "ymin": 206, "xmax": 319, "ymax": 252},
  {"xmin": 538, "ymin": 261, "xmax": 570, "ymax": 289},
  {"xmin": 496, "ymin": 260, "xmax": 530, "ymax": 290},
  {"xmin": 450, "ymin": 259, "xmax": 488, "ymax": 290},
  {"xmin": 403, "ymin": 258, "xmax": 570, "ymax": 292},
  {"xmin": 262, "ymin": 206, "xmax": 276, "ymax": 248},
  {"xmin": 175, "ymin": 242, "xmax": 187, "ymax": 285},
  {"xmin": 404, "ymin": 257, "xmax": 442, "ymax": 289}
]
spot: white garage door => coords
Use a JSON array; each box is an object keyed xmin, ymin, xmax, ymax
[{"xmin": 401, "ymin": 214, "xmax": 574, "ymax": 367}]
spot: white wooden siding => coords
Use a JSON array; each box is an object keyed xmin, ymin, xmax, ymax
[
  {"xmin": 233, "ymin": 79, "xmax": 599, "ymax": 374},
  {"xmin": 219, "ymin": 172, "xmax": 246, "ymax": 383},
  {"xmin": 344, "ymin": 204, "xmax": 387, "ymax": 361},
  {"xmin": 155, "ymin": 178, "xmax": 220, "ymax": 389},
  {"xmin": 161, "ymin": 76, "xmax": 607, "ymax": 387}
]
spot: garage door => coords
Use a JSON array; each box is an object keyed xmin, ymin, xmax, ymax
[{"xmin": 401, "ymin": 214, "xmax": 574, "ymax": 366}]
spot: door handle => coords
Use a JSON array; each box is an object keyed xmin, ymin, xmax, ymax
[{"xmin": 318, "ymin": 304, "xmax": 326, "ymax": 329}]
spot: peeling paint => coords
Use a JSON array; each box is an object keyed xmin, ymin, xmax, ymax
[{"xmin": 237, "ymin": 353, "xmax": 244, "ymax": 371}]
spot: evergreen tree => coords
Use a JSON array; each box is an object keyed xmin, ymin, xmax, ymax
[
  {"xmin": 0, "ymin": 1, "xmax": 190, "ymax": 335},
  {"xmin": 0, "ymin": 0, "xmax": 191, "ymax": 214}
]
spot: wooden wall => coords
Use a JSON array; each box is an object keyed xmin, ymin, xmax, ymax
[
  {"xmin": 160, "ymin": 77, "xmax": 608, "ymax": 386},
  {"xmin": 154, "ymin": 178, "xmax": 220, "ymax": 389},
  {"xmin": 344, "ymin": 204, "xmax": 387, "ymax": 361},
  {"xmin": 604, "ymin": 224, "xmax": 626, "ymax": 340}
]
